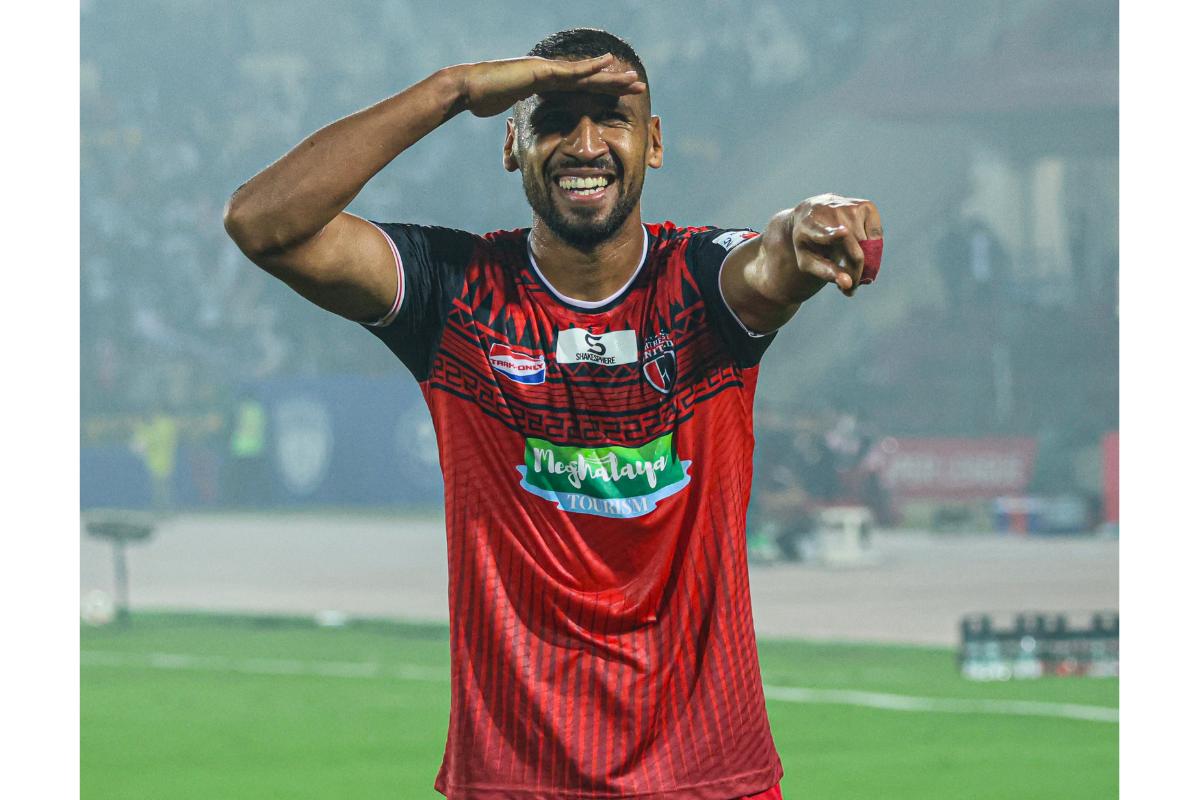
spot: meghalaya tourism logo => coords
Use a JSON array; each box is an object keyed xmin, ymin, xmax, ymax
[{"xmin": 516, "ymin": 433, "xmax": 692, "ymax": 518}]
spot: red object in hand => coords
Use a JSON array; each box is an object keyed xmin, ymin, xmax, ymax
[{"xmin": 859, "ymin": 238, "xmax": 883, "ymax": 285}]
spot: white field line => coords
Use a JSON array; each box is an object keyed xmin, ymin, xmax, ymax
[
  {"xmin": 81, "ymin": 650, "xmax": 445, "ymax": 682},
  {"xmin": 761, "ymin": 685, "xmax": 1118, "ymax": 724},
  {"xmin": 81, "ymin": 650, "xmax": 1117, "ymax": 724}
]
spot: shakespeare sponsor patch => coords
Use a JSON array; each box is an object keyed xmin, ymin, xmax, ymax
[{"xmin": 555, "ymin": 328, "xmax": 638, "ymax": 366}]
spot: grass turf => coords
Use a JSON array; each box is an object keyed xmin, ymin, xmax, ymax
[{"xmin": 81, "ymin": 613, "xmax": 1117, "ymax": 799}]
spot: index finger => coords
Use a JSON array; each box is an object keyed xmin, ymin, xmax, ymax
[
  {"xmin": 568, "ymin": 70, "xmax": 647, "ymax": 96},
  {"xmin": 540, "ymin": 53, "xmax": 646, "ymax": 93},
  {"xmin": 527, "ymin": 54, "xmax": 611, "ymax": 89},
  {"xmin": 538, "ymin": 53, "xmax": 616, "ymax": 80},
  {"xmin": 542, "ymin": 62, "xmax": 645, "ymax": 96},
  {"xmin": 560, "ymin": 52, "xmax": 615, "ymax": 72}
]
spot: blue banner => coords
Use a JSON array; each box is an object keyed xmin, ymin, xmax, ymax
[{"xmin": 81, "ymin": 374, "xmax": 443, "ymax": 510}]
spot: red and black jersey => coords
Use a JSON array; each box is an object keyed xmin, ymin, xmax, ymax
[{"xmin": 362, "ymin": 221, "xmax": 782, "ymax": 800}]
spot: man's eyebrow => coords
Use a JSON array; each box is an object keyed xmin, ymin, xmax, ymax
[
  {"xmin": 529, "ymin": 94, "xmax": 626, "ymax": 118},
  {"xmin": 526, "ymin": 103, "xmax": 564, "ymax": 129}
]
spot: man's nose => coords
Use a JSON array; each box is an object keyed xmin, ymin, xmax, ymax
[{"xmin": 562, "ymin": 116, "xmax": 608, "ymax": 161}]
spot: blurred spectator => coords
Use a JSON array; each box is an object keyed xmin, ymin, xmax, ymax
[
  {"xmin": 226, "ymin": 395, "xmax": 269, "ymax": 508},
  {"xmin": 937, "ymin": 216, "xmax": 1012, "ymax": 311},
  {"xmin": 751, "ymin": 416, "xmax": 818, "ymax": 561},
  {"xmin": 751, "ymin": 409, "xmax": 896, "ymax": 560},
  {"xmin": 964, "ymin": 219, "xmax": 1012, "ymax": 306},
  {"xmin": 131, "ymin": 412, "xmax": 179, "ymax": 513}
]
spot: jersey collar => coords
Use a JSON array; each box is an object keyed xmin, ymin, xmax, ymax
[{"xmin": 525, "ymin": 225, "xmax": 650, "ymax": 313}]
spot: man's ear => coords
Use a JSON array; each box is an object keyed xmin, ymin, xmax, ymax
[
  {"xmin": 503, "ymin": 117, "xmax": 520, "ymax": 173},
  {"xmin": 647, "ymin": 115, "xmax": 664, "ymax": 170}
]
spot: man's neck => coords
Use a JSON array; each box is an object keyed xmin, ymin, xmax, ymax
[{"xmin": 528, "ymin": 212, "xmax": 646, "ymax": 304}]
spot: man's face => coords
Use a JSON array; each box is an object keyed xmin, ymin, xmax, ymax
[{"xmin": 505, "ymin": 66, "xmax": 662, "ymax": 249}]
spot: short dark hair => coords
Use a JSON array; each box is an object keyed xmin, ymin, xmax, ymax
[{"xmin": 527, "ymin": 28, "xmax": 648, "ymax": 87}]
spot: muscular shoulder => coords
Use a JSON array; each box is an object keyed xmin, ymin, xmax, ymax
[
  {"xmin": 646, "ymin": 221, "xmax": 774, "ymax": 369},
  {"xmin": 467, "ymin": 227, "xmax": 528, "ymax": 278},
  {"xmin": 646, "ymin": 221, "xmax": 758, "ymax": 255},
  {"xmin": 646, "ymin": 220, "xmax": 707, "ymax": 244}
]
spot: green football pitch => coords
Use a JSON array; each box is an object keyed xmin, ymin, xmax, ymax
[{"xmin": 81, "ymin": 613, "xmax": 1117, "ymax": 799}]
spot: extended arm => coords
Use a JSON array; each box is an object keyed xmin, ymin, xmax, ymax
[
  {"xmin": 718, "ymin": 194, "xmax": 883, "ymax": 334},
  {"xmin": 222, "ymin": 54, "xmax": 645, "ymax": 322}
]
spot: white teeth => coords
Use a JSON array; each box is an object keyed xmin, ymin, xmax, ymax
[{"xmin": 558, "ymin": 176, "xmax": 610, "ymax": 190}]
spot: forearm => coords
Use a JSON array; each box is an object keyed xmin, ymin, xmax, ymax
[
  {"xmin": 722, "ymin": 209, "xmax": 826, "ymax": 334},
  {"xmin": 223, "ymin": 65, "xmax": 469, "ymax": 257},
  {"xmin": 724, "ymin": 194, "xmax": 879, "ymax": 333}
]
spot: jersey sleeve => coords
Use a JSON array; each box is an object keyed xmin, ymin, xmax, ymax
[
  {"xmin": 684, "ymin": 227, "xmax": 778, "ymax": 368},
  {"xmin": 359, "ymin": 222, "xmax": 477, "ymax": 381}
]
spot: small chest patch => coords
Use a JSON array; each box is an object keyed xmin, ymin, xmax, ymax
[
  {"xmin": 555, "ymin": 328, "xmax": 638, "ymax": 366},
  {"xmin": 489, "ymin": 343, "xmax": 546, "ymax": 384}
]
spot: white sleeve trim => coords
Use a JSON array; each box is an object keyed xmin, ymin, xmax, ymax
[
  {"xmin": 715, "ymin": 235, "xmax": 777, "ymax": 338},
  {"xmin": 363, "ymin": 221, "xmax": 404, "ymax": 327}
]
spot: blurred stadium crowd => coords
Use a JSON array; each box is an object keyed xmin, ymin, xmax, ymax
[
  {"xmin": 80, "ymin": 0, "xmax": 867, "ymax": 414},
  {"xmin": 80, "ymin": 0, "xmax": 1117, "ymax": 524}
]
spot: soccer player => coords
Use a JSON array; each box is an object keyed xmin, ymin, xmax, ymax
[{"xmin": 224, "ymin": 28, "xmax": 882, "ymax": 800}]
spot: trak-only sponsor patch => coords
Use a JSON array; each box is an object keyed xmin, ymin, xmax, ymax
[{"xmin": 489, "ymin": 342, "xmax": 546, "ymax": 384}]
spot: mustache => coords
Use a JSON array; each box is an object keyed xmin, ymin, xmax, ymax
[{"xmin": 547, "ymin": 155, "xmax": 622, "ymax": 179}]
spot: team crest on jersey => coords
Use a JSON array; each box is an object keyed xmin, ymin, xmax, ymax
[
  {"xmin": 489, "ymin": 342, "xmax": 546, "ymax": 385},
  {"xmin": 642, "ymin": 331, "xmax": 676, "ymax": 394}
]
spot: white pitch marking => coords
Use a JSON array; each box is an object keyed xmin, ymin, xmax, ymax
[
  {"xmin": 761, "ymin": 685, "xmax": 1118, "ymax": 723},
  {"xmin": 81, "ymin": 650, "xmax": 444, "ymax": 682},
  {"xmin": 81, "ymin": 651, "xmax": 1117, "ymax": 723}
]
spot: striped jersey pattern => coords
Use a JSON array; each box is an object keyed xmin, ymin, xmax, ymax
[{"xmin": 362, "ymin": 221, "xmax": 782, "ymax": 799}]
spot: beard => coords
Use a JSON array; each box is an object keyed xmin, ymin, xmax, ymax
[{"xmin": 522, "ymin": 159, "xmax": 642, "ymax": 250}]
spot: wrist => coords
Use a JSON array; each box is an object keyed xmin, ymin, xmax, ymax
[{"xmin": 433, "ymin": 64, "xmax": 473, "ymax": 118}]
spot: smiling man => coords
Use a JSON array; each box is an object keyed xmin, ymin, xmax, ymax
[{"xmin": 224, "ymin": 28, "xmax": 882, "ymax": 800}]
